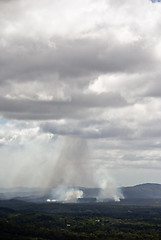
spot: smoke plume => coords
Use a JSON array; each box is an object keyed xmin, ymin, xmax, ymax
[
  {"xmin": 95, "ymin": 168, "xmax": 123, "ymax": 201},
  {"xmin": 48, "ymin": 186, "xmax": 83, "ymax": 202},
  {"xmin": 47, "ymin": 136, "xmax": 122, "ymax": 202},
  {"xmin": 0, "ymin": 135, "xmax": 122, "ymax": 201}
]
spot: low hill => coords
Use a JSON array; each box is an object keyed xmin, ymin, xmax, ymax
[
  {"xmin": 121, "ymin": 183, "xmax": 161, "ymax": 199},
  {"xmin": 1, "ymin": 183, "xmax": 161, "ymax": 202}
]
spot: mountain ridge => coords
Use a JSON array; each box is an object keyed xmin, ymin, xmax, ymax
[
  {"xmin": 1, "ymin": 183, "xmax": 161, "ymax": 201},
  {"xmin": 121, "ymin": 183, "xmax": 161, "ymax": 199}
]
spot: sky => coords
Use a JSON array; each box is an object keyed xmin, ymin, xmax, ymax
[{"xmin": 0, "ymin": 0, "xmax": 161, "ymax": 188}]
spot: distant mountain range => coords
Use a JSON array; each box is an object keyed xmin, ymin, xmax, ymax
[
  {"xmin": 121, "ymin": 183, "xmax": 161, "ymax": 199},
  {"xmin": 81, "ymin": 183, "xmax": 161, "ymax": 200},
  {"xmin": 1, "ymin": 183, "xmax": 161, "ymax": 202}
]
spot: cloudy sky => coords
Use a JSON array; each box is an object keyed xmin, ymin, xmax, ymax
[{"xmin": 0, "ymin": 0, "xmax": 161, "ymax": 188}]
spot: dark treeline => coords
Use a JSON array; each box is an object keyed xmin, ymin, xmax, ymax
[{"xmin": 0, "ymin": 200, "xmax": 161, "ymax": 239}]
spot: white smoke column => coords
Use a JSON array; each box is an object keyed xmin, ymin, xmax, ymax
[
  {"xmin": 48, "ymin": 136, "xmax": 94, "ymax": 188},
  {"xmin": 95, "ymin": 167, "xmax": 123, "ymax": 201},
  {"xmin": 65, "ymin": 188, "xmax": 83, "ymax": 201},
  {"xmin": 0, "ymin": 132, "xmax": 124, "ymax": 202},
  {"xmin": 50, "ymin": 185, "xmax": 83, "ymax": 202},
  {"xmin": 51, "ymin": 185, "xmax": 68, "ymax": 201},
  {"xmin": 48, "ymin": 136, "xmax": 124, "ymax": 202}
]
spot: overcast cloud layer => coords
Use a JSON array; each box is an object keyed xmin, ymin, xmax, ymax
[{"xmin": 0, "ymin": 0, "xmax": 161, "ymax": 187}]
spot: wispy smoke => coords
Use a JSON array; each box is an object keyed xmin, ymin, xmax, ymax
[
  {"xmin": 0, "ymin": 135, "xmax": 122, "ymax": 201},
  {"xmin": 48, "ymin": 186, "xmax": 83, "ymax": 202},
  {"xmin": 47, "ymin": 136, "xmax": 94, "ymax": 188},
  {"xmin": 47, "ymin": 136, "xmax": 122, "ymax": 202},
  {"xmin": 95, "ymin": 168, "xmax": 123, "ymax": 201}
]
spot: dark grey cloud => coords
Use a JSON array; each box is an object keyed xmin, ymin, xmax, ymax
[
  {"xmin": 0, "ymin": 37, "xmax": 156, "ymax": 84},
  {"xmin": 0, "ymin": 92, "xmax": 127, "ymax": 120},
  {"xmin": 41, "ymin": 117, "xmax": 134, "ymax": 140},
  {"xmin": 0, "ymin": 0, "xmax": 161, "ymax": 186},
  {"xmin": 143, "ymin": 78, "xmax": 161, "ymax": 98},
  {"xmin": 0, "ymin": 34, "xmax": 158, "ymax": 123},
  {"xmin": 0, "ymin": 0, "xmax": 159, "ymax": 123}
]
